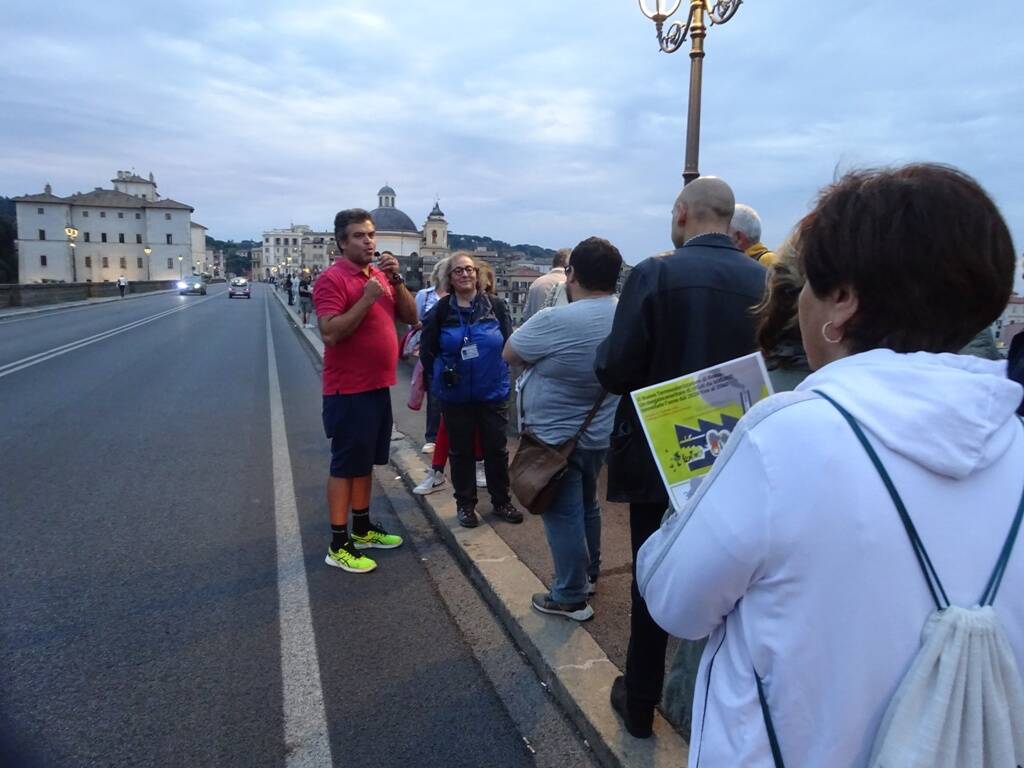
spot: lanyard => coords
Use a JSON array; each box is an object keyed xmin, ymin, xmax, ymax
[{"xmin": 455, "ymin": 296, "xmax": 475, "ymax": 348}]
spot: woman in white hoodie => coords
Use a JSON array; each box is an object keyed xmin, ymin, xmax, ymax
[{"xmin": 637, "ymin": 164, "xmax": 1023, "ymax": 767}]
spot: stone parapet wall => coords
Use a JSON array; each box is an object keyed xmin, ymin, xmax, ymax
[{"xmin": 0, "ymin": 281, "xmax": 178, "ymax": 308}]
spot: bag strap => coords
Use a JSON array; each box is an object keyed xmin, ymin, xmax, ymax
[
  {"xmin": 570, "ymin": 391, "xmax": 608, "ymax": 443},
  {"xmin": 816, "ymin": 390, "xmax": 1024, "ymax": 609},
  {"xmin": 815, "ymin": 390, "xmax": 950, "ymax": 610},
  {"xmin": 756, "ymin": 673, "xmax": 786, "ymax": 768}
]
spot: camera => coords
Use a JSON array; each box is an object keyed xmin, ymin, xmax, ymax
[{"xmin": 442, "ymin": 365, "xmax": 460, "ymax": 388}]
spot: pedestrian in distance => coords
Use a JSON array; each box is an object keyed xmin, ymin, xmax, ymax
[
  {"xmin": 595, "ymin": 176, "xmax": 767, "ymax": 739},
  {"xmin": 420, "ymin": 252, "xmax": 523, "ymax": 528},
  {"xmin": 297, "ymin": 274, "xmax": 313, "ymax": 328},
  {"xmin": 414, "ymin": 257, "xmax": 451, "ymax": 454},
  {"xmin": 639, "ymin": 164, "xmax": 1024, "ymax": 767},
  {"xmin": 730, "ymin": 203, "xmax": 777, "ymax": 267},
  {"xmin": 503, "ymin": 236, "xmax": 623, "ymax": 622},
  {"xmin": 117, "ymin": 274, "xmax": 128, "ymax": 298},
  {"xmin": 285, "ymin": 274, "xmax": 294, "ymax": 305},
  {"xmin": 314, "ymin": 208, "xmax": 418, "ymax": 574}
]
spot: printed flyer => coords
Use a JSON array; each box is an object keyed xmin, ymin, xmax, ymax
[{"xmin": 631, "ymin": 352, "xmax": 774, "ymax": 512}]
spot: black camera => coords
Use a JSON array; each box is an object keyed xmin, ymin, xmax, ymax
[{"xmin": 442, "ymin": 365, "xmax": 460, "ymax": 388}]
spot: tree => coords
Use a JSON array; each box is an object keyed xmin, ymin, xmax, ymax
[{"xmin": 0, "ymin": 197, "xmax": 17, "ymax": 283}]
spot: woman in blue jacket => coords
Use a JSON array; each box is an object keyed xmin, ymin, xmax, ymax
[{"xmin": 421, "ymin": 252, "xmax": 522, "ymax": 528}]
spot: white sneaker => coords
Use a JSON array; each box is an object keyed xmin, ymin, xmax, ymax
[
  {"xmin": 475, "ymin": 461, "xmax": 487, "ymax": 488},
  {"xmin": 413, "ymin": 469, "xmax": 446, "ymax": 495},
  {"xmin": 421, "ymin": 442, "xmax": 436, "ymax": 454}
]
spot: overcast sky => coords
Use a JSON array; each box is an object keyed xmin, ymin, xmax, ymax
[{"xmin": 2, "ymin": 0, "xmax": 1022, "ymax": 281}]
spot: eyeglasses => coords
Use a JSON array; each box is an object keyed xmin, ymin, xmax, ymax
[{"xmin": 451, "ymin": 266, "xmax": 477, "ymax": 276}]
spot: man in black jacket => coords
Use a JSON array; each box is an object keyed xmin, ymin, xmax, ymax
[{"xmin": 595, "ymin": 176, "xmax": 767, "ymax": 737}]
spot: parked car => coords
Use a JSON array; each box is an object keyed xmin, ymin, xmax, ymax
[
  {"xmin": 178, "ymin": 276, "xmax": 207, "ymax": 296},
  {"xmin": 228, "ymin": 277, "xmax": 251, "ymax": 299}
]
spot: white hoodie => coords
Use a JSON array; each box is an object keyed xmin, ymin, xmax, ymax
[{"xmin": 637, "ymin": 349, "xmax": 1024, "ymax": 768}]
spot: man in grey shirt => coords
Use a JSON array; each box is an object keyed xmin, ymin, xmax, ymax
[
  {"xmin": 522, "ymin": 248, "xmax": 570, "ymax": 322},
  {"xmin": 503, "ymin": 237, "xmax": 622, "ymax": 621}
]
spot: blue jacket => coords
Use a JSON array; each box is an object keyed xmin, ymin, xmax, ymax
[{"xmin": 420, "ymin": 294, "xmax": 512, "ymax": 404}]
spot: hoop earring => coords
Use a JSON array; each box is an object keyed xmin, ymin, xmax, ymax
[{"xmin": 821, "ymin": 321, "xmax": 842, "ymax": 344}]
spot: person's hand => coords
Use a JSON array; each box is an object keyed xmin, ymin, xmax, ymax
[
  {"xmin": 363, "ymin": 277, "xmax": 385, "ymax": 303},
  {"xmin": 378, "ymin": 252, "xmax": 400, "ymax": 277}
]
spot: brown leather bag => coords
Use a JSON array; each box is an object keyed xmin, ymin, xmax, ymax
[{"xmin": 509, "ymin": 390, "xmax": 607, "ymax": 515}]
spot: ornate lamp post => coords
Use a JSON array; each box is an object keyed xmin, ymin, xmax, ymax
[
  {"xmin": 638, "ymin": 0, "xmax": 743, "ymax": 184},
  {"xmin": 143, "ymin": 246, "xmax": 152, "ymax": 281},
  {"xmin": 64, "ymin": 226, "xmax": 79, "ymax": 283}
]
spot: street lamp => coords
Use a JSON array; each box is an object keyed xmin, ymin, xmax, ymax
[
  {"xmin": 638, "ymin": 0, "xmax": 743, "ymax": 184},
  {"xmin": 64, "ymin": 226, "xmax": 79, "ymax": 283},
  {"xmin": 177, "ymin": 254, "xmax": 183, "ymax": 279},
  {"xmin": 143, "ymin": 246, "xmax": 152, "ymax": 281}
]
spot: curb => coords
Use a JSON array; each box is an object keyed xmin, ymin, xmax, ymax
[
  {"xmin": 0, "ymin": 288, "xmax": 180, "ymax": 320},
  {"xmin": 270, "ymin": 287, "xmax": 689, "ymax": 768}
]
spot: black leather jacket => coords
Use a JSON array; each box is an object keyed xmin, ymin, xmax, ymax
[{"xmin": 594, "ymin": 233, "xmax": 767, "ymax": 506}]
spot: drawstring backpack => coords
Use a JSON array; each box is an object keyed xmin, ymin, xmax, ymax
[{"xmin": 758, "ymin": 391, "xmax": 1024, "ymax": 768}]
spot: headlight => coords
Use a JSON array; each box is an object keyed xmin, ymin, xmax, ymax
[{"xmin": 177, "ymin": 281, "xmax": 187, "ymax": 289}]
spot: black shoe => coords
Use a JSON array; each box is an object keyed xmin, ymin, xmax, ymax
[
  {"xmin": 493, "ymin": 501, "xmax": 523, "ymax": 524},
  {"xmin": 610, "ymin": 675, "xmax": 654, "ymax": 739},
  {"xmin": 531, "ymin": 592, "xmax": 593, "ymax": 622},
  {"xmin": 457, "ymin": 505, "xmax": 479, "ymax": 528}
]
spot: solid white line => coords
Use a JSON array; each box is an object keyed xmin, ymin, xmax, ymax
[
  {"xmin": 265, "ymin": 294, "xmax": 333, "ymax": 766},
  {"xmin": 0, "ymin": 296, "xmax": 214, "ymax": 379}
]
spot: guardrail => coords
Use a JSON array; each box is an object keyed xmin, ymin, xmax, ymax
[{"xmin": 0, "ymin": 280, "xmax": 180, "ymax": 308}]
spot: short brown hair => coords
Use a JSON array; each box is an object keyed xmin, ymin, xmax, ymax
[
  {"xmin": 799, "ymin": 164, "xmax": 1015, "ymax": 353},
  {"xmin": 754, "ymin": 232, "xmax": 804, "ymax": 359}
]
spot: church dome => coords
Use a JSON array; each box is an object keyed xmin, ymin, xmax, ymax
[
  {"xmin": 371, "ymin": 207, "xmax": 419, "ymax": 234},
  {"xmin": 378, "ymin": 184, "xmax": 396, "ymax": 197}
]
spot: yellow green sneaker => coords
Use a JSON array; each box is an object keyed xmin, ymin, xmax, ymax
[
  {"xmin": 350, "ymin": 521, "xmax": 403, "ymax": 550},
  {"xmin": 325, "ymin": 541, "xmax": 377, "ymax": 573}
]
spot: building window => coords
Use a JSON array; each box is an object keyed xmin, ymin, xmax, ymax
[
  {"xmin": 38, "ymin": 229, "xmax": 45, "ymax": 240},
  {"xmin": 83, "ymin": 211, "xmax": 89, "ymax": 218},
  {"xmin": 118, "ymin": 233, "xmax": 125, "ymax": 243},
  {"xmin": 275, "ymin": 237, "xmax": 280, "ymax": 245},
  {"xmin": 84, "ymin": 232, "xmax": 91, "ymax": 242},
  {"xmin": 164, "ymin": 213, "xmax": 171, "ymax": 220},
  {"xmin": 100, "ymin": 211, "xmax": 106, "ymax": 218},
  {"xmin": 120, "ymin": 257, "xmax": 127, "ymax": 269},
  {"xmin": 142, "ymin": 194, "xmax": 147, "ymax": 200},
  {"xmin": 37, "ymin": 207, "xmax": 44, "ymax": 214},
  {"xmin": 137, "ymin": 257, "xmax": 143, "ymax": 268},
  {"xmin": 167, "ymin": 258, "xmax": 173, "ymax": 269},
  {"xmin": 165, "ymin": 234, "xmax": 172, "ymax": 245},
  {"xmin": 118, "ymin": 212, "xmax": 124, "ymax": 219},
  {"xmin": 101, "ymin": 233, "xmax": 108, "ymax": 243},
  {"xmin": 85, "ymin": 256, "xmax": 92, "ymax": 268},
  {"xmin": 102, "ymin": 257, "xmax": 109, "ymax": 268},
  {"xmin": 40, "ymin": 255, "xmax": 47, "ymax": 267},
  {"xmin": 135, "ymin": 212, "xmax": 141, "ymax": 220},
  {"xmin": 136, "ymin": 234, "xmax": 142, "ymax": 244}
]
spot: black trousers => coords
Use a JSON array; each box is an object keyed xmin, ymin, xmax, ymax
[
  {"xmin": 442, "ymin": 400, "xmax": 510, "ymax": 508},
  {"xmin": 626, "ymin": 501, "xmax": 670, "ymax": 708}
]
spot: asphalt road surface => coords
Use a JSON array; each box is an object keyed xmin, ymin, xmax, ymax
[{"xmin": 0, "ymin": 284, "xmax": 597, "ymax": 767}]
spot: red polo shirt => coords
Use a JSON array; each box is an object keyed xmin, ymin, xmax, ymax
[{"xmin": 313, "ymin": 258, "xmax": 399, "ymax": 395}]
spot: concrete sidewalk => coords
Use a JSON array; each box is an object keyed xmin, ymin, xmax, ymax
[
  {"xmin": 0, "ymin": 287, "xmax": 179, "ymax": 321},
  {"xmin": 271, "ymin": 288, "xmax": 689, "ymax": 768}
]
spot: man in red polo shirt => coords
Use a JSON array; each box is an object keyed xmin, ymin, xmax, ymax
[{"xmin": 314, "ymin": 208, "xmax": 418, "ymax": 573}]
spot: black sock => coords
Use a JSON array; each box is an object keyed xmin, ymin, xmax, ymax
[
  {"xmin": 351, "ymin": 508, "xmax": 370, "ymax": 537},
  {"xmin": 331, "ymin": 524, "xmax": 348, "ymax": 550}
]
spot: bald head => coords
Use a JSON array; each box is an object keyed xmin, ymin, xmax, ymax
[{"xmin": 671, "ymin": 176, "xmax": 736, "ymax": 247}]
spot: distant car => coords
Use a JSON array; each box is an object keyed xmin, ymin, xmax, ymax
[
  {"xmin": 228, "ymin": 277, "xmax": 251, "ymax": 299},
  {"xmin": 178, "ymin": 276, "xmax": 207, "ymax": 296}
]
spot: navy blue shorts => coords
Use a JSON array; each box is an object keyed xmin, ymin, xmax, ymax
[{"xmin": 322, "ymin": 389, "xmax": 393, "ymax": 478}]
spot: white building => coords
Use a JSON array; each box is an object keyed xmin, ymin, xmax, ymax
[
  {"xmin": 14, "ymin": 171, "xmax": 197, "ymax": 283},
  {"xmin": 190, "ymin": 222, "xmax": 208, "ymax": 275},
  {"xmin": 260, "ymin": 225, "xmax": 337, "ymax": 278}
]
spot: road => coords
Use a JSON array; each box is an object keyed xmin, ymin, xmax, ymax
[{"xmin": 0, "ymin": 284, "xmax": 597, "ymax": 767}]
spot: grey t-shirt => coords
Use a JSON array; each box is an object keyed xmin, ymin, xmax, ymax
[{"xmin": 508, "ymin": 296, "xmax": 620, "ymax": 450}]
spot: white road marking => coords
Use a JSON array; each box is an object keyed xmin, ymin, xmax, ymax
[
  {"xmin": 0, "ymin": 294, "xmax": 217, "ymax": 379},
  {"xmin": 264, "ymin": 295, "xmax": 333, "ymax": 766}
]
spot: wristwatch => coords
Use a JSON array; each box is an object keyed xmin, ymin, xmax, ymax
[{"xmin": 388, "ymin": 272, "xmax": 405, "ymax": 286}]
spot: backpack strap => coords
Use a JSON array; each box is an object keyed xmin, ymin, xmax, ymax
[
  {"xmin": 816, "ymin": 392, "xmax": 1024, "ymax": 609},
  {"xmin": 814, "ymin": 390, "xmax": 950, "ymax": 611}
]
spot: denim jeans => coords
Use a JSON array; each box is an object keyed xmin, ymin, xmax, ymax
[
  {"xmin": 541, "ymin": 446, "xmax": 605, "ymax": 604},
  {"xmin": 425, "ymin": 392, "xmax": 441, "ymax": 443}
]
